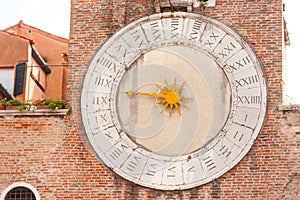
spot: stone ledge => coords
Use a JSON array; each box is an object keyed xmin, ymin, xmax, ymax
[
  {"xmin": 154, "ymin": 0, "xmax": 216, "ymax": 12},
  {"xmin": 277, "ymin": 104, "xmax": 300, "ymax": 113},
  {"xmin": 291, "ymin": 126, "xmax": 300, "ymax": 134},
  {"xmin": 0, "ymin": 109, "xmax": 69, "ymax": 117}
]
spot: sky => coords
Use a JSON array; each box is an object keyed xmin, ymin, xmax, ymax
[
  {"xmin": 0, "ymin": 0, "xmax": 299, "ymax": 103},
  {"xmin": 0, "ymin": 0, "xmax": 70, "ymax": 38},
  {"xmin": 285, "ymin": 0, "xmax": 300, "ymax": 104}
]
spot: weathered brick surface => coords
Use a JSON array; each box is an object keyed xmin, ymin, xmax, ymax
[{"xmin": 1, "ymin": 0, "xmax": 299, "ymax": 199}]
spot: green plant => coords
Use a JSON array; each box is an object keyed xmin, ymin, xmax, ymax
[
  {"xmin": 42, "ymin": 99, "xmax": 53, "ymax": 106},
  {"xmin": 197, "ymin": 0, "xmax": 208, "ymax": 10},
  {"xmin": 32, "ymin": 99, "xmax": 44, "ymax": 106},
  {"xmin": 4, "ymin": 98, "xmax": 70, "ymax": 112},
  {"xmin": 47, "ymin": 99, "xmax": 65, "ymax": 110},
  {"xmin": 32, "ymin": 99, "xmax": 50, "ymax": 106},
  {"xmin": 17, "ymin": 104, "xmax": 28, "ymax": 112},
  {"xmin": 6, "ymin": 99, "xmax": 23, "ymax": 106},
  {"xmin": 5, "ymin": 99, "xmax": 29, "ymax": 112},
  {"xmin": 0, "ymin": 98, "xmax": 7, "ymax": 106},
  {"xmin": 32, "ymin": 98, "xmax": 70, "ymax": 112}
]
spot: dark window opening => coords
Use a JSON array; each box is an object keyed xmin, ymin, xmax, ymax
[{"xmin": 5, "ymin": 187, "xmax": 36, "ymax": 200}]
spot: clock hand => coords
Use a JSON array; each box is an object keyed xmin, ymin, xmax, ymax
[
  {"xmin": 121, "ymin": 78, "xmax": 193, "ymax": 117},
  {"xmin": 122, "ymin": 90, "xmax": 165, "ymax": 99}
]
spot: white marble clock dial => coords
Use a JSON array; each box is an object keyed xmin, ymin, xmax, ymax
[{"xmin": 81, "ymin": 12, "xmax": 267, "ymax": 190}]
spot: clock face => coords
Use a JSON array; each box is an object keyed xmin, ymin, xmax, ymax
[{"xmin": 81, "ymin": 12, "xmax": 267, "ymax": 190}]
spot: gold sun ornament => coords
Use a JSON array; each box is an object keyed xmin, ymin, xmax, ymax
[{"xmin": 122, "ymin": 78, "xmax": 193, "ymax": 117}]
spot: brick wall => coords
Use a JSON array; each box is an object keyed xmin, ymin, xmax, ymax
[{"xmin": 1, "ymin": 0, "xmax": 299, "ymax": 199}]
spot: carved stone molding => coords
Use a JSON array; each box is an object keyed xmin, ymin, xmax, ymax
[{"xmin": 154, "ymin": 0, "xmax": 216, "ymax": 13}]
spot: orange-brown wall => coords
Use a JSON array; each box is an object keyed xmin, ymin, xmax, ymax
[
  {"xmin": 0, "ymin": 30, "xmax": 51, "ymax": 101},
  {"xmin": 5, "ymin": 21, "xmax": 69, "ymax": 100},
  {"xmin": 0, "ymin": 31, "xmax": 30, "ymax": 67}
]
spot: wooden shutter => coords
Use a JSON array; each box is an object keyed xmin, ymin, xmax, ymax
[{"xmin": 13, "ymin": 62, "xmax": 26, "ymax": 96}]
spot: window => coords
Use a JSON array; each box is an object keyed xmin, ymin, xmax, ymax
[
  {"xmin": 0, "ymin": 183, "xmax": 40, "ymax": 200},
  {"xmin": 5, "ymin": 187, "xmax": 36, "ymax": 200},
  {"xmin": 0, "ymin": 68, "xmax": 14, "ymax": 95}
]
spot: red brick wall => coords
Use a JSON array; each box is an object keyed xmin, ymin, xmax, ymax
[{"xmin": 1, "ymin": 0, "xmax": 299, "ymax": 199}]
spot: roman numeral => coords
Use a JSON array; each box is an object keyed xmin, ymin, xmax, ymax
[
  {"xmin": 237, "ymin": 95, "xmax": 261, "ymax": 104},
  {"xmin": 150, "ymin": 21, "xmax": 159, "ymax": 28},
  {"xmin": 104, "ymin": 143, "xmax": 132, "ymax": 168},
  {"xmin": 95, "ymin": 77, "xmax": 112, "ymax": 88},
  {"xmin": 225, "ymin": 42, "xmax": 236, "ymax": 53},
  {"xmin": 233, "ymin": 131, "xmax": 244, "ymax": 142},
  {"xmin": 210, "ymin": 30, "xmax": 219, "ymax": 41},
  {"xmin": 218, "ymin": 144, "xmax": 232, "ymax": 158},
  {"xmin": 114, "ymin": 44, "xmax": 128, "ymax": 58},
  {"xmin": 98, "ymin": 56, "xmax": 113, "ymax": 68},
  {"xmin": 100, "ymin": 96, "xmax": 108, "ymax": 105},
  {"xmin": 94, "ymin": 110, "xmax": 112, "ymax": 126},
  {"xmin": 204, "ymin": 28, "xmax": 220, "ymax": 48},
  {"xmin": 244, "ymin": 114, "xmax": 249, "ymax": 122},
  {"xmin": 115, "ymin": 44, "xmax": 122, "ymax": 52},
  {"xmin": 166, "ymin": 166, "xmax": 176, "ymax": 178},
  {"xmin": 237, "ymin": 56, "xmax": 250, "ymax": 66},
  {"xmin": 187, "ymin": 165, "xmax": 195, "ymax": 173},
  {"xmin": 110, "ymin": 148, "xmax": 122, "ymax": 160},
  {"xmin": 146, "ymin": 163, "xmax": 157, "ymax": 177},
  {"xmin": 131, "ymin": 30, "xmax": 146, "ymax": 48},
  {"xmin": 203, "ymin": 156, "xmax": 216, "ymax": 171},
  {"xmin": 107, "ymin": 62, "xmax": 118, "ymax": 74},
  {"xmin": 99, "ymin": 113, "xmax": 108, "ymax": 123},
  {"xmin": 189, "ymin": 20, "xmax": 202, "ymax": 40},
  {"xmin": 93, "ymin": 96, "xmax": 108, "ymax": 105},
  {"xmin": 126, "ymin": 156, "xmax": 142, "ymax": 172},
  {"xmin": 218, "ymin": 50, "xmax": 227, "ymax": 59},
  {"xmin": 235, "ymin": 74, "xmax": 259, "ymax": 87},
  {"xmin": 225, "ymin": 55, "xmax": 251, "ymax": 72},
  {"xmin": 131, "ymin": 30, "xmax": 140, "ymax": 41},
  {"xmin": 150, "ymin": 22, "xmax": 162, "ymax": 41},
  {"xmin": 205, "ymin": 39, "xmax": 213, "ymax": 48},
  {"xmin": 105, "ymin": 130, "xmax": 113, "ymax": 141},
  {"xmin": 93, "ymin": 96, "xmax": 99, "ymax": 105},
  {"xmin": 170, "ymin": 18, "xmax": 179, "ymax": 39},
  {"xmin": 218, "ymin": 42, "xmax": 236, "ymax": 59}
]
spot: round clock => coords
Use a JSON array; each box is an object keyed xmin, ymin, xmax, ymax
[{"xmin": 81, "ymin": 12, "xmax": 267, "ymax": 190}]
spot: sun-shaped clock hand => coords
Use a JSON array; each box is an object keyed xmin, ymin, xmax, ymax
[{"xmin": 122, "ymin": 78, "xmax": 193, "ymax": 117}]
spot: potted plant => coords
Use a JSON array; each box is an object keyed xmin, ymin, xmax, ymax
[
  {"xmin": 5, "ymin": 99, "xmax": 24, "ymax": 111},
  {"xmin": 33, "ymin": 99, "xmax": 67, "ymax": 110},
  {"xmin": 47, "ymin": 99, "xmax": 66, "ymax": 110},
  {"xmin": 33, "ymin": 99, "xmax": 50, "ymax": 109},
  {"xmin": 35, "ymin": 98, "xmax": 71, "ymax": 114},
  {"xmin": 0, "ymin": 98, "xmax": 6, "ymax": 110}
]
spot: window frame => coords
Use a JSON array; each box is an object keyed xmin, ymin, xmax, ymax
[{"xmin": 0, "ymin": 182, "xmax": 40, "ymax": 200}]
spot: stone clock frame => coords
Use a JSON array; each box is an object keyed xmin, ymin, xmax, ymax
[{"xmin": 81, "ymin": 12, "xmax": 267, "ymax": 190}]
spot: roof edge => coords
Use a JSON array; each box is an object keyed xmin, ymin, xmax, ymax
[
  {"xmin": 4, "ymin": 20, "xmax": 69, "ymax": 43},
  {"xmin": 0, "ymin": 30, "xmax": 34, "ymax": 44}
]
